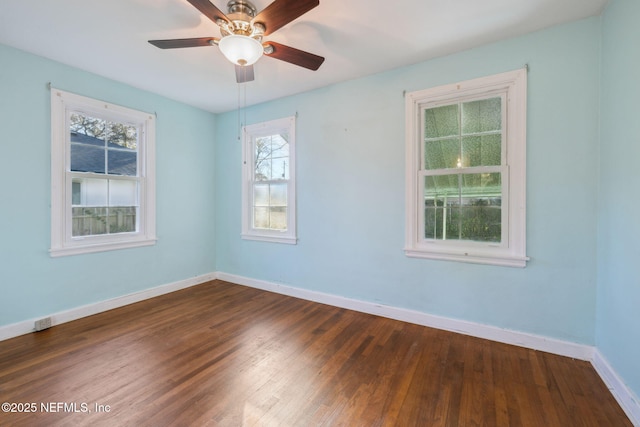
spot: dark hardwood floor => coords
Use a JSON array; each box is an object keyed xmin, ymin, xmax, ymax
[{"xmin": 0, "ymin": 280, "xmax": 632, "ymax": 426}]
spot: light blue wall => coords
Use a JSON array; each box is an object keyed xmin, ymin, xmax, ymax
[
  {"xmin": 0, "ymin": 44, "xmax": 217, "ymax": 326},
  {"xmin": 598, "ymin": 0, "xmax": 640, "ymax": 401},
  {"xmin": 215, "ymin": 18, "xmax": 602, "ymax": 344}
]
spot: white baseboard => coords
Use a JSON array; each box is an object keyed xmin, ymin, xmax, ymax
[
  {"xmin": 0, "ymin": 272, "xmax": 217, "ymax": 342},
  {"xmin": 592, "ymin": 350, "xmax": 640, "ymax": 426},
  {"xmin": 215, "ymin": 271, "xmax": 594, "ymax": 361}
]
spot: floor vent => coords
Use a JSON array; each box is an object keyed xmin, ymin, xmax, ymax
[{"xmin": 34, "ymin": 317, "xmax": 52, "ymax": 331}]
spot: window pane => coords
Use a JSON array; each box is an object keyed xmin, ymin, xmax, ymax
[
  {"xmin": 106, "ymin": 122, "xmax": 138, "ymax": 150},
  {"xmin": 108, "ymin": 149, "xmax": 137, "ymax": 176},
  {"xmin": 271, "ymin": 157, "xmax": 289, "ymax": 180},
  {"xmin": 109, "ymin": 180, "xmax": 138, "ymax": 207},
  {"xmin": 255, "ymin": 136, "xmax": 272, "ymax": 180},
  {"xmin": 270, "ymin": 134, "xmax": 289, "ymax": 158},
  {"xmin": 72, "ymin": 207, "xmax": 108, "ymax": 236},
  {"xmin": 462, "ymin": 98, "xmax": 501, "ymax": 134},
  {"xmin": 108, "ymin": 207, "xmax": 137, "ymax": 234},
  {"xmin": 425, "ymin": 104, "xmax": 459, "ymax": 138},
  {"xmin": 254, "ymin": 184, "xmax": 269, "ymax": 207},
  {"xmin": 424, "ymin": 173, "xmax": 502, "ymax": 242},
  {"xmin": 254, "ymin": 207, "xmax": 269, "ymax": 229},
  {"xmin": 271, "ymin": 134, "xmax": 289, "ymax": 180},
  {"xmin": 255, "ymin": 158, "xmax": 271, "ymax": 181},
  {"xmin": 70, "ymin": 133, "xmax": 105, "ymax": 173},
  {"xmin": 457, "ymin": 196, "xmax": 501, "ymax": 242},
  {"xmin": 269, "ymin": 207, "xmax": 287, "ymax": 231},
  {"xmin": 72, "ymin": 178, "xmax": 107, "ymax": 206},
  {"xmin": 424, "ymin": 138, "xmax": 460, "ymax": 170},
  {"xmin": 69, "ymin": 113, "xmax": 107, "ymax": 139},
  {"xmin": 462, "ymin": 134, "xmax": 501, "ymax": 167},
  {"xmin": 270, "ymin": 183, "xmax": 287, "ymax": 207}
]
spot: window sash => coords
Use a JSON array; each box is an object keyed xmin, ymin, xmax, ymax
[
  {"xmin": 251, "ymin": 180, "xmax": 290, "ymax": 231},
  {"xmin": 420, "ymin": 93, "xmax": 506, "ymax": 171},
  {"xmin": 67, "ymin": 172, "xmax": 141, "ymax": 237},
  {"xmin": 418, "ymin": 166, "xmax": 508, "ymax": 248}
]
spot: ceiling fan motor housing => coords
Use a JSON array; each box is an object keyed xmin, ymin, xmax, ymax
[{"xmin": 220, "ymin": 0, "xmax": 263, "ymax": 37}]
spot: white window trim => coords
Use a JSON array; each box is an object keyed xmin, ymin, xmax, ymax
[
  {"xmin": 50, "ymin": 88, "xmax": 156, "ymax": 257},
  {"xmin": 241, "ymin": 116, "xmax": 297, "ymax": 244},
  {"xmin": 404, "ymin": 69, "xmax": 528, "ymax": 267}
]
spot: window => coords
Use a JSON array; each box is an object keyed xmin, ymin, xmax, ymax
[
  {"xmin": 242, "ymin": 116, "xmax": 296, "ymax": 244},
  {"xmin": 405, "ymin": 69, "xmax": 528, "ymax": 267},
  {"xmin": 50, "ymin": 89, "xmax": 156, "ymax": 257}
]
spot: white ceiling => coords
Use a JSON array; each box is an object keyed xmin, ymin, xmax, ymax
[{"xmin": 0, "ymin": 0, "xmax": 608, "ymax": 113}]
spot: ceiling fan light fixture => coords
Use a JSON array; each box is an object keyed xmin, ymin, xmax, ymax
[{"xmin": 218, "ymin": 35, "xmax": 264, "ymax": 66}]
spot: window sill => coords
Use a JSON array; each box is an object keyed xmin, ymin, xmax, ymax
[
  {"xmin": 50, "ymin": 238, "xmax": 157, "ymax": 257},
  {"xmin": 404, "ymin": 248, "xmax": 528, "ymax": 268},
  {"xmin": 241, "ymin": 233, "xmax": 297, "ymax": 245}
]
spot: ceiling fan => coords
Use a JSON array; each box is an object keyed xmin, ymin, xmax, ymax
[{"xmin": 149, "ymin": 0, "xmax": 325, "ymax": 83}]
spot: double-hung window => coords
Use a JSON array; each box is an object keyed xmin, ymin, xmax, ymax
[
  {"xmin": 242, "ymin": 116, "xmax": 296, "ymax": 244},
  {"xmin": 405, "ymin": 69, "xmax": 528, "ymax": 267},
  {"xmin": 50, "ymin": 89, "xmax": 156, "ymax": 257}
]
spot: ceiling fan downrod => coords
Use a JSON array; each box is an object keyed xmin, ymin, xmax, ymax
[{"xmin": 226, "ymin": 0, "xmax": 257, "ymax": 18}]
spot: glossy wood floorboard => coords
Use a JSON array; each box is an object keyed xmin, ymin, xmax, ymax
[{"xmin": 0, "ymin": 280, "xmax": 631, "ymax": 426}]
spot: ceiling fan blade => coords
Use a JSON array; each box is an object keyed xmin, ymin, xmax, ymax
[
  {"xmin": 264, "ymin": 42, "xmax": 324, "ymax": 71},
  {"xmin": 186, "ymin": 0, "xmax": 230, "ymax": 25},
  {"xmin": 235, "ymin": 64, "xmax": 255, "ymax": 83},
  {"xmin": 252, "ymin": 0, "xmax": 319, "ymax": 36},
  {"xmin": 148, "ymin": 37, "xmax": 218, "ymax": 49}
]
